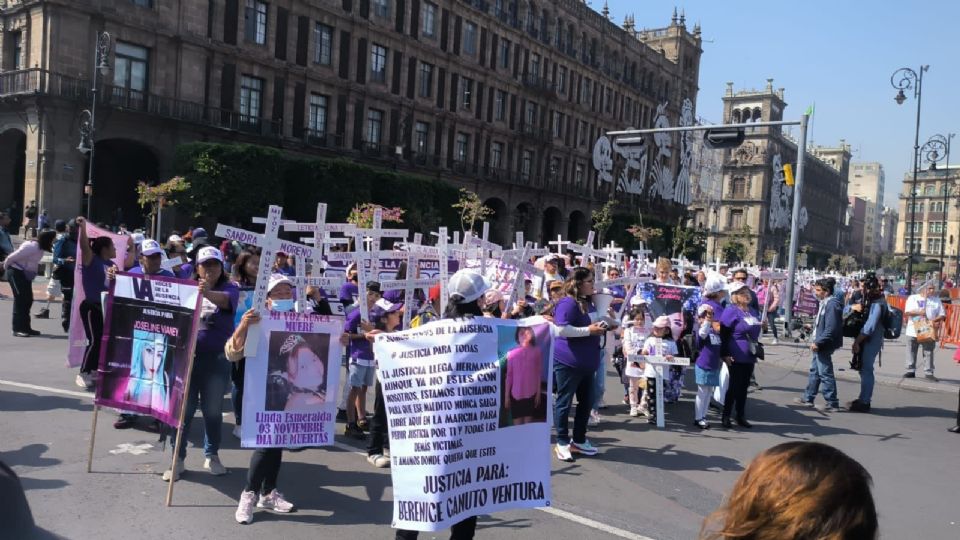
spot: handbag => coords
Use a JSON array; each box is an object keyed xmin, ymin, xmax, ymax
[
  {"xmin": 915, "ymin": 317, "xmax": 936, "ymax": 343},
  {"xmin": 748, "ymin": 337, "xmax": 765, "ymax": 360}
]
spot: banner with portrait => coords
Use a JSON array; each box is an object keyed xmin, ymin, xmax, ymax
[
  {"xmin": 94, "ymin": 273, "xmax": 201, "ymax": 427},
  {"xmin": 241, "ymin": 311, "xmax": 344, "ymax": 448},
  {"xmin": 373, "ymin": 317, "xmax": 554, "ymax": 532},
  {"xmin": 67, "ymin": 223, "xmax": 131, "ymax": 367},
  {"xmin": 639, "ymin": 282, "xmax": 701, "ymax": 340}
]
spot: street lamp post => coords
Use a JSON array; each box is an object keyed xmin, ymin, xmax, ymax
[
  {"xmin": 77, "ymin": 31, "xmax": 112, "ymax": 220},
  {"xmin": 891, "ymin": 65, "xmax": 929, "ymax": 295},
  {"xmin": 921, "ymin": 133, "xmax": 954, "ymax": 286}
]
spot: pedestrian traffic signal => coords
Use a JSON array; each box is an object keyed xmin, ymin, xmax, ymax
[
  {"xmin": 703, "ymin": 128, "xmax": 745, "ymax": 149},
  {"xmin": 783, "ymin": 163, "xmax": 795, "ymax": 186}
]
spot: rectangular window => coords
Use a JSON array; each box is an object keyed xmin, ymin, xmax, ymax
[
  {"xmin": 308, "ymin": 93, "xmax": 327, "ymax": 134},
  {"xmin": 113, "ymin": 42, "xmax": 149, "ymax": 93},
  {"xmin": 10, "ymin": 31, "xmax": 23, "ymax": 70},
  {"xmin": 529, "ymin": 53, "xmax": 540, "ymax": 77},
  {"xmin": 552, "ymin": 111, "xmax": 562, "ymax": 138},
  {"xmin": 729, "ymin": 209, "xmax": 744, "ymax": 229},
  {"xmin": 461, "ymin": 78, "xmax": 473, "ymax": 110},
  {"xmin": 605, "ymin": 87, "xmax": 612, "ymax": 113},
  {"xmin": 367, "ymin": 109, "xmax": 383, "ymax": 145},
  {"xmin": 314, "ymin": 23, "xmax": 333, "ymax": 65},
  {"xmin": 494, "ymin": 90, "xmax": 506, "ymax": 121},
  {"xmin": 583, "ymin": 77, "xmax": 592, "ymax": 103},
  {"xmin": 463, "ymin": 22, "xmax": 478, "ymax": 56},
  {"xmin": 418, "ymin": 62, "xmax": 434, "ymax": 98},
  {"xmin": 521, "ymin": 150, "xmax": 533, "ymax": 180},
  {"xmin": 373, "ymin": 0, "xmax": 391, "ymax": 19},
  {"xmin": 455, "ymin": 132, "xmax": 469, "ymax": 162},
  {"xmin": 575, "ymin": 163, "xmax": 584, "ymax": 187},
  {"xmin": 244, "ymin": 0, "xmax": 268, "ymax": 45},
  {"xmin": 525, "ymin": 102, "xmax": 537, "ymax": 126},
  {"xmin": 491, "ymin": 142, "xmax": 503, "ymax": 169},
  {"xmin": 499, "ymin": 39, "xmax": 510, "ymax": 69},
  {"xmin": 370, "ymin": 44, "xmax": 387, "ymax": 83},
  {"xmin": 415, "ymin": 121, "xmax": 430, "ymax": 154},
  {"xmin": 557, "ymin": 66, "xmax": 567, "ymax": 94},
  {"xmin": 239, "ymin": 75, "xmax": 264, "ymax": 122},
  {"xmin": 130, "ymin": 0, "xmax": 153, "ymax": 7},
  {"xmin": 422, "ymin": 2, "xmax": 437, "ymax": 38}
]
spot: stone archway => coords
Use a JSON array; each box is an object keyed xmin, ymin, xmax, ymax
[
  {"xmin": 482, "ymin": 197, "xmax": 509, "ymax": 246},
  {"xmin": 541, "ymin": 206, "xmax": 562, "ymax": 245},
  {"xmin": 87, "ymin": 138, "xmax": 160, "ymax": 228},
  {"xmin": 514, "ymin": 202, "xmax": 537, "ymax": 242},
  {"xmin": 568, "ymin": 210, "xmax": 587, "ymax": 241},
  {"xmin": 0, "ymin": 128, "xmax": 27, "ymax": 234}
]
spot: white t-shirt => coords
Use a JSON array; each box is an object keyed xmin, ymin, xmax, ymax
[
  {"xmin": 639, "ymin": 336, "xmax": 679, "ymax": 378},
  {"xmin": 904, "ymin": 294, "xmax": 946, "ymax": 337}
]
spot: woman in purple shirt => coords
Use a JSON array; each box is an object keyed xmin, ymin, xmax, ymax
[
  {"xmin": 163, "ymin": 245, "xmax": 239, "ymax": 482},
  {"xmin": 75, "ymin": 217, "xmax": 119, "ymax": 389},
  {"xmin": 552, "ymin": 267, "xmax": 608, "ymax": 462},
  {"xmin": 3, "ymin": 229, "xmax": 56, "ymax": 337},
  {"xmin": 719, "ymin": 281, "xmax": 762, "ymax": 429}
]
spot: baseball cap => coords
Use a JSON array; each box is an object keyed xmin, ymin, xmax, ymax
[
  {"xmin": 140, "ymin": 239, "xmax": 163, "ymax": 256},
  {"xmin": 448, "ymin": 269, "xmax": 491, "ymax": 304},
  {"xmin": 373, "ymin": 298, "xmax": 403, "ymax": 315},
  {"xmin": 727, "ymin": 281, "xmax": 749, "ymax": 295},
  {"xmin": 130, "ymin": 232, "xmax": 145, "ymax": 247},
  {"xmin": 192, "ymin": 227, "xmax": 208, "ymax": 239},
  {"xmin": 702, "ymin": 273, "xmax": 727, "ymax": 296},
  {"xmin": 697, "ymin": 304, "xmax": 714, "ymax": 317},
  {"xmin": 168, "ymin": 234, "xmax": 183, "ymax": 244},
  {"xmin": 653, "ymin": 315, "xmax": 671, "ymax": 328},
  {"xmin": 267, "ymin": 274, "xmax": 293, "ymax": 293},
  {"xmin": 196, "ymin": 246, "xmax": 223, "ymax": 264}
]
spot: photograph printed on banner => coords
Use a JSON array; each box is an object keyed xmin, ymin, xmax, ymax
[
  {"xmin": 265, "ymin": 331, "xmax": 330, "ymax": 411},
  {"xmin": 497, "ymin": 323, "xmax": 551, "ymax": 428}
]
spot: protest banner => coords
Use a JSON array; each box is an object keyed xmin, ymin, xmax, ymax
[
  {"xmin": 241, "ymin": 310, "xmax": 344, "ymax": 448},
  {"xmin": 794, "ymin": 285, "xmax": 819, "ymax": 317},
  {"xmin": 95, "ymin": 273, "xmax": 201, "ymax": 427},
  {"xmin": 373, "ymin": 317, "xmax": 553, "ymax": 531},
  {"xmin": 67, "ymin": 223, "xmax": 131, "ymax": 367},
  {"xmin": 639, "ymin": 282, "xmax": 701, "ymax": 340}
]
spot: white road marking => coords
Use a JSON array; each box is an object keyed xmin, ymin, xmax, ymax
[
  {"xmin": 1, "ymin": 378, "xmax": 656, "ymax": 540},
  {"xmin": 109, "ymin": 443, "xmax": 153, "ymax": 456}
]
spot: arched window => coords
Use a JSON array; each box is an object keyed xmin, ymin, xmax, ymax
[
  {"xmin": 925, "ymin": 185, "xmax": 936, "ymax": 196},
  {"xmin": 731, "ymin": 109, "xmax": 741, "ymax": 123},
  {"xmin": 752, "ymin": 108, "xmax": 762, "ymax": 121}
]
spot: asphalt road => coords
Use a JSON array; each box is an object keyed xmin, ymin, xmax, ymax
[{"xmin": 1, "ymin": 301, "xmax": 958, "ymax": 540}]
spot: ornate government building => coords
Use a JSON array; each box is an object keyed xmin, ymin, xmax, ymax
[{"xmin": 0, "ymin": 0, "xmax": 701, "ymax": 244}]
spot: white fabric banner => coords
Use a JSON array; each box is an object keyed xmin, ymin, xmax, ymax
[
  {"xmin": 241, "ymin": 311, "xmax": 344, "ymax": 448},
  {"xmin": 373, "ymin": 317, "xmax": 554, "ymax": 531}
]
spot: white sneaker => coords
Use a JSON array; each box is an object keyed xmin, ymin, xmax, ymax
[
  {"xmin": 75, "ymin": 373, "xmax": 93, "ymax": 389},
  {"xmin": 588, "ymin": 409, "xmax": 601, "ymax": 426},
  {"xmin": 771, "ymin": 339, "xmax": 779, "ymax": 345},
  {"xmin": 257, "ymin": 489, "xmax": 295, "ymax": 513},
  {"xmin": 629, "ymin": 406, "xmax": 639, "ymax": 417},
  {"xmin": 554, "ymin": 443, "xmax": 574, "ymax": 462},
  {"xmin": 162, "ymin": 459, "xmax": 185, "ymax": 482},
  {"xmin": 232, "ymin": 425, "xmax": 242, "ymax": 439},
  {"xmin": 367, "ymin": 454, "xmax": 391, "ymax": 468},
  {"xmin": 204, "ymin": 455, "xmax": 227, "ymax": 476},
  {"xmin": 235, "ymin": 490, "xmax": 257, "ymax": 524}
]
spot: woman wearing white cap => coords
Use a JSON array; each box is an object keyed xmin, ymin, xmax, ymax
[
  {"xmin": 718, "ymin": 281, "xmax": 762, "ymax": 429},
  {"xmin": 227, "ymin": 274, "xmax": 298, "ymax": 524},
  {"xmin": 163, "ymin": 245, "xmax": 239, "ymax": 481}
]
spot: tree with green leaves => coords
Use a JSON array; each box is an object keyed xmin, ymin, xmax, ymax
[
  {"xmin": 451, "ymin": 188, "xmax": 494, "ymax": 234},
  {"xmin": 591, "ymin": 198, "xmax": 617, "ymax": 246}
]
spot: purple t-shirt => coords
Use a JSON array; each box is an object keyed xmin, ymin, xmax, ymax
[
  {"xmin": 346, "ymin": 308, "xmax": 374, "ymax": 362},
  {"xmin": 338, "ymin": 281, "xmax": 359, "ymax": 305},
  {"xmin": 553, "ymin": 297, "xmax": 601, "ymax": 371},
  {"xmin": 719, "ymin": 304, "xmax": 761, "ymax": 364},
  {"xmin": 196, "ymin": 280, "xmax": 240, "ymax": 354},
  {"xmin": 695, "ymin": 299, "xmax": 724, "ymax": 371},
  {"xmin": 81, "ymin": 255, "xmax": 115, "ymax": 302}
]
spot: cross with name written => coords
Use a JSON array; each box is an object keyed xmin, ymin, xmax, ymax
[
  {"xmin": 500, "ymin": 243, "xmax": 546, "ymax": 311},
  {"xmin": 567, "ymin": 231, "xmax": 609, "ymax": 267},
  {"xmin": 379, "ymin": 249, "xmax": 442, "ymax": 330},
  {"xmin": 349, "ymin": 208, "xmax": 409, "ymax": 322}
]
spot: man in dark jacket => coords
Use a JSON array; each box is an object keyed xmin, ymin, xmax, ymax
[
  {"xmin": 796, "ymin": 278, "xmax": 844, "ymax": 411},
  {"xmin": 51, "ymin": 220, "xmax": 78, "ymax": 332}
]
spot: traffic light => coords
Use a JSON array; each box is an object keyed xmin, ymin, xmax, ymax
[
  {"xmin": 703, "ymin": 128, "xmax": 745, "ymax": 149},
  {"xmin": 783, "ymin": 163, "xmax": 795, "ymax": 186}
]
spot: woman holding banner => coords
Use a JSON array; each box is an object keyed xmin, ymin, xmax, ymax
[
  {"xmin": 163, "ymin": 246, "xmax": 238, "ymax": 482},
  {"xmin": 228, "ymin": 275, "xmax": 297, "ymax": 524},
  {"xmin": 553, "ymin": 267, "xmax": 610, "ymax": 462},
  {"xmin": 75, "ymin": 217, "xmax": 119, "ymax": 389},
  {"xmin": 230, "ymin": 248, "xmax": 260, "ymax": 437}
]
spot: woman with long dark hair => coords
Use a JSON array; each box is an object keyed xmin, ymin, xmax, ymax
[
  {"xmin": 2, "ymin": 229, "xmax": 55, "ymax": 337},
  {"xmin": 552, "ymin": 267, "xmax": 608, "ymax": 462},
  {"xmin": 74, "ymin": 217, "xmax": 121, "ymax": 388}
]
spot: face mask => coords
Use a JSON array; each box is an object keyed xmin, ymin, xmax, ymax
[{"xmin": 271, "ymin": 299, "xmax": 295, "ymax": 312}]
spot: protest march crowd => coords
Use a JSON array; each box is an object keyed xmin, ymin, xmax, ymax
[{"xmin": 4, "ymin": 201, "xmax": 959, "ymax": 540}]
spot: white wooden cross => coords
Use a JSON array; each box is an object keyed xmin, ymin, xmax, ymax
[
  {"xmin": 548, "ymin": 234, "xmax": 569, "ymax": 256},
  {"xmin": 626, "ymin": 353, "xmax": 691, "ymax": 428},
  {"xmin": 348, "ymin": 208, "xmax": 409, "ymax": 322},
  {"xmin": 500, "ymin": 244, "xmax": 546, "ymax": 312},
  {"xmin": 379, "ymin": 248, "xmax": 442, "ymax": 330},
  {"xmin": 567, "ymin": 231, "xmax": 608, "ymax": 267},
  {"xmin": 464, "ymin": 222, "xmax": 501, "ymax": 274}
]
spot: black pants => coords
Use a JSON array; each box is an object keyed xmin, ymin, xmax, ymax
[
  {"xmin": 231, "ymin": 359, "xmax": 245, "ymax": 425},
  {"xmin": 245, "ymin": 448, "xmax": 283, "ymax": 495},
  {"xmin": 79, "ymin": 301, "xmax": 104, "ymax": 374},
  {"xmin": 367, "ymin": 379, "xmax": 387, "ymax": 456},
  {"xmin": 8, "ymin": 268, "xmax": 34, "ymax": 332},
  {"xmin": 723, "ymin": 362, "xmax": 755, "ymax": 420},
  {"xmin": 60, "ymin": 273, "xmax": 74, "ymax": 326},
  {"xmin": 955, "ymin": 386, "xmax": 960, "ymax": 425},
  {"xmin": 395, "ymin": 517, "xmax": 478, "ymax": 540}
]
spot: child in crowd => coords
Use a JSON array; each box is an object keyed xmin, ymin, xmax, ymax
[
  {"xmin": 694, "ymin": 304, "xmax": 722, "ymax": 429},
  {"xmin": 640, "ymin": 316, "xmax": 678, "ymax": 424},
  {"xmin": 621, "ymin": 305, "xmax": 649, "ymax": 417}
]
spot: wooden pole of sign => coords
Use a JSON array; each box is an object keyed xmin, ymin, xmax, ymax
[
  {"xmin": 165, "ymin": 289, "xmax": 205, "ymax": 506},
  {"xmin": 85, "ymin": 405, "xmax": 100, "ymax": 473}
]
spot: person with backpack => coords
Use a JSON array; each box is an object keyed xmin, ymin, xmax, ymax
[
  {"xmin": 794, "ymin": 278, "xmax": 844, "ymax": 412},
  {"xmin": 903, "ymin": 282, "xmax": 945, "ymax": 381},
  {"xmin": 847, "ymin": 277, "xmax": 887, "ymax": 413}
]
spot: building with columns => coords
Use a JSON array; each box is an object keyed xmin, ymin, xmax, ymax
[
  {"xmin": 894, "ymin": 165, "xmax": 960, "ymax": 272},
  {"xmin": 690, "ymin": 80, "xmax": 850, "ymax": 268},
  {"xmin": 0, "ymin": 0, "xmax": 701, "ymax": 245}
]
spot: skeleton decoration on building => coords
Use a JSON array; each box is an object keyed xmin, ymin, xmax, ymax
[
  {"xmin": 612, "ymin": 137, "xmax": 647, "ymax": 195},
  {"xmin": 648, "ymin": 102, "xmax": 675, "ymax": 201},
  {"xmin": 768, "ymin": 153, "xmax": 808, "ymax": 231},
  {"xmin": 592, "ymin": 136, "xmax": 614, "ymax": 185},
  {"xmin": 673, "ymin": 98, "xmax": 694, "ymax": 206}
]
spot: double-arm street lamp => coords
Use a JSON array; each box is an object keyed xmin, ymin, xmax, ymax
[
  {"xmin": 77, "ymin": 31, "xmax": 112, "ymax": 219},
  {"xmin": 919, "ymin": 133, "xmax": 955, "ymax": 285},
  {"xmin": 891, "ymin": 65, "xmax": 929, "ymax": 294}
]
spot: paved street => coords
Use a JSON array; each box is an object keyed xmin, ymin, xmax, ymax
[{"xmin": 1, "ymin": 299, "xmax": 958, "ymax": 540}]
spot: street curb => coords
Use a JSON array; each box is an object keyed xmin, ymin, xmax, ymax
[{"xmin": 762, "ymin": 341, "xmax": 959, "ymax": 395}]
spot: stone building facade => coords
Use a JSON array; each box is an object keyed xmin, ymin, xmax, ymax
[
  {"xmin": 849, "ymin": 161, "xmax": 885, "ymax": 261},
  {"xmin": 690, "ymin": 81, "xmax": 850, "ymax": 268},
  {"xmin": 894, "ymin": 165, "xmax": 960, "ymax": 271},
  {"xmin": 0, "ymin": 0, "xmax": 701, "ymax": 244}
]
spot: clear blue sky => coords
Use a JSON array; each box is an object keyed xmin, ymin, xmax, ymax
[{"xmin": 604, "ymin": 0, "xmax": 960, "ymax": 208}]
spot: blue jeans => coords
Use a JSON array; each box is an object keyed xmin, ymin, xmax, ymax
[
  {"xmin": 554, "ymin": 363, "xmax": 595, "ymax": 446},
  {"xmin": 858, "ymin": 347, "xmax": 879, "ymax": 405},
  {"xmin": 592, "ymin": 350, "xmax": 606, "ymax": 409},
  {"xmin": 803, "ymin": 350, "xmax": 838, "ymax": 407},
  {"xmin": 174, "ymin": 351, "xmax": 231, "ymax": 459}
]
